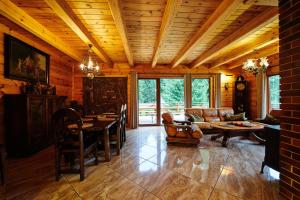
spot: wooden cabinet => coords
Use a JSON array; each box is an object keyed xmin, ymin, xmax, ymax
[{"xmin": 4, "ymin": 95, "xmax": 66, "ymax": 157}]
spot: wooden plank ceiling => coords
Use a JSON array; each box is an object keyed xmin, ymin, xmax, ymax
[{"xmin": 3, "ymin": 0, "xmax": 278, "ymax": 69}]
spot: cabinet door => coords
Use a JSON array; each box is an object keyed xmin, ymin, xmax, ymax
[{"xmin": 28, "ymin": 97, "xmax": 47, "ymax": 153}]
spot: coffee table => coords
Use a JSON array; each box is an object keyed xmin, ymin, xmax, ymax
[{"xmin": 210, "ymin": 121, "xmax": 265, "ymax": 147}]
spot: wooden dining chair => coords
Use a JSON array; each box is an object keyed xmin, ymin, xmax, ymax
[
  {"xmin": 0, "ymin": 144, "xmax": 6, "ymax": 190},
  {"xmin": 121, "ymin": 104, "xmax": 127, "ymax": 143},
  {"xmin": 109, "ymin": 105, "xmax": 123, "ymax": 155},
  {"xmin": 52, "ymin": 108, "xmax": 98, "ymax": 181}
]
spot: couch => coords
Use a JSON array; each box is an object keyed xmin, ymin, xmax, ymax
[
  {"xmin": 162, "ymin": 112, "xmax": 203, "ymax": 145},
  {"xmin": 184, "ymin": 107, "xmax": 235, "ymax": 131}
]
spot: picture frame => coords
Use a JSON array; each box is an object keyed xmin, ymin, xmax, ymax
[{"xmin": 4, "ymin": 34, "xmax": 50, "ymax": 84}]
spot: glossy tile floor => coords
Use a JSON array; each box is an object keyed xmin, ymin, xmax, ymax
[{"xmin": 4, "ymin": 126, "xmax": 283, "ymax": 200}]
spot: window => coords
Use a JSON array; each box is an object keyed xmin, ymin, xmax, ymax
[
  {"xmin": 268, "ymin": 75, "xmax": 280, "ymax": 110},
  {"xmin": 192, "ymin": 78, "xmax": 210, "ymax": 108}
]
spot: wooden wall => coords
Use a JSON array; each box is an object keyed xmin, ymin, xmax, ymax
[
  {"xmin": 0, "ymin": 16, "xmax": 78, "ymax": 144},
  {"xmin": 73, "ymin": 63, "xmax": 235, "ymax": 128}
]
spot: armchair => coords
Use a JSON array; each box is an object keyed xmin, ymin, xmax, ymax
[{"xmin": 162, "ymin": 112, "xmax": 203, "ymax": 145}]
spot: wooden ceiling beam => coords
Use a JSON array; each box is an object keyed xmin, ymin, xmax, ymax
[
  {"xmin": 0, "ymin": 0, "xmax": 82, "ymax": 61},
  {"xmin": 209, "ymin": 30, "xmax": 279, "ymax": 69},
  {"xmin": 171, "ymin": 0, "xmax": 244, "ymax": 68},
  {"xmin": 227, "ymin": 43, "xmax": 279, "ymax": 69},
  {"xmin": 244, "ymin": 0, "xmax": 278, "ymax": 6},
  {"xmin": 108, "ymin": 0, "xmax": 134, "ymax": 66},
  {"xmin": 151, "ymin": 0, "xmax": 182, "ymax": 68},
  {"xmin": 44, "ymin": 0, "xmax": 113, "ymax": 67},
  {"xmin": 190, "ymin": 7, "xmax": 278, "ymax": 68}
]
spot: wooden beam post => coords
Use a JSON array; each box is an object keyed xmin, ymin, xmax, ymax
[
  {"xmin": 107, "ymin": 0, "xmax": 134, "ymax": 67},
  {"xmin": 45, "ymin": 0, "xmax": 113, "ymax": 67},
  {"xmin": 171, "ymin": 0, "xmax": 245, "ymax": 68},
  {"xmin": 227, "ymin": 43, "xmax": 279, "ymax": 69},
  {"xmin": 210, "ymin": 31, "xmax": 279, "ymax": 69},
  {"xmin": 0, "ymin": 0, "xmax": 82, "ymax": 61},
  {"xmin": 151, "ymin": 0, "xmax": 182, "ymax": 68},
  {"xmin": 191, "ymin": 7, "xmax": 278, "ymax": 68}
]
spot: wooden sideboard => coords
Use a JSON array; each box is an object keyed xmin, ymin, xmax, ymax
[{"xmin": 4, "ymin": 95, "xmax": 66, "ymax": 157}]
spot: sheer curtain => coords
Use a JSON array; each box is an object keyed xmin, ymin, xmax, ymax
[
  {"xmin": 184, "ymin": 73, "xmax": 192, "ymax": 108},
  {"xmin": 256, "ymin": 71, "xmax": 268, "ymax": 119}
]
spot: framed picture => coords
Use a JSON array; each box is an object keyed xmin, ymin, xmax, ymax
[{"xmin": 4, "ymin": 34, "xmax": 50, "ymax": 84}]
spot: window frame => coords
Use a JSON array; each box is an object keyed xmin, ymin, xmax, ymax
[
  {"xmin": 191, "ymin": 74, "xmax": 214, "ymax": 108},
  {"xmin": 267, "ymin": 74, "xmax": 280, "ymax": 112}
]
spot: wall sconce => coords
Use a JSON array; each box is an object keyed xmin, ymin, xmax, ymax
[
  {"xmin": 224, "ymin": 82, "xmax": 229, "ymax": 90},
  {"xmin": 224, "ymin": 74, "xmax": 233, "ymax": 91}
]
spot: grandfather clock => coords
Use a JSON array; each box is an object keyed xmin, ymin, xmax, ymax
[{"xmin": 234, "ymin": 75, "xmax": 249, "ymax": 117}]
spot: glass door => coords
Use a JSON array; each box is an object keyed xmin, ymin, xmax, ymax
[
  {"xmin": 138, "ymin": 79, "xmax": 159, "ymax": 125},
  {"xmin": 160, "ymin": 78, "xmax": 185, "ymax": 122}
]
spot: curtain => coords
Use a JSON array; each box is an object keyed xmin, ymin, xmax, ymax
[
  {"xmin": 130, "ymin": 72, "xmax": 138, "ymax": 129},
  {"xmin": 256, "ymin": 71, "xmax": 267, "ymax": 119},
  {"xmin": 214, "ymin": 73, "xmax": 222, "ymax": 108},
  {"xmin": 184, "ymin": 73, "xmax": 192, "ymax": 108}
]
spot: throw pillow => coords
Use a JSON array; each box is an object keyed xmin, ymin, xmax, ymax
[
  {"xmin": 224, "ymin": 112, "xmax": 247, "ymax": 121},
  {"xmin": 185, "ymin": 113, "xmax": 204, "ymax": 122},
  {"xmin": 264, "ymin": 114, "xmax": 280, "ymax": 125}
]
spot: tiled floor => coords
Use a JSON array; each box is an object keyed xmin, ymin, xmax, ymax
[{"xmin": 4, "ymin": 126, "xmax": 282, "ymax": 200}]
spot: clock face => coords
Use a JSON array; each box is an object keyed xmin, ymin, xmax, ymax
[{"xmin": 236, "ymin": 83, "xmax": 246, "ymax": 91}]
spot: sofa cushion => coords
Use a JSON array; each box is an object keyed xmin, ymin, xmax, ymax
[
  {"xmin": 263, "ymin": 114, "xmax": 280, "ymax": 125},
  {"xmin": 185, "ymin": 108, "xmax": 203, "ymax": 117},
  {"xmin": 193, "ymin": 122, "xmax": 212, "ymax": 129},
  {"xmin": 224, "ymin": 112, "xmax": 247, "ymax": 121},
  {"xmin": 218, "ymin": 108, "xmax": 234, "ymax": 121},
  {"xmin": 204, "ymin": 117, "xmax": 221, "ymax": 122},
  {"xmin": 270, "ymin": 109, "xmax": 281, "ymax": 119},
  {"xmin": 202, "ymin": 108, "xmax": 218, "ymax": 117},
  {"xmin": 185, "ymin": 113, "xmax": 204, "ymax": 122}
]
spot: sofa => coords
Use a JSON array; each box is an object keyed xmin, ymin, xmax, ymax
[{"xmin": 184, "ymin": 107, "xmax": 237, "ymax": 132}]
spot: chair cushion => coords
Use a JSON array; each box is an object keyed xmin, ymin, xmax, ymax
[
  {"xmin": 224, "ymin": 112, "xmax": 247, "ymax": 121},
  {"xmin": 191, "ymin": 124, "xmax": 203, "ymax": 139},
  {"xmin": 162, "ymin": 112, "xmax": 174, "ymax": 123}
]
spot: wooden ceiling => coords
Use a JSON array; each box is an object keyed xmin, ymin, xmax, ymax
[{"xmin": 0, "ymin": 0, "xmax": 278, "ymax": 70}]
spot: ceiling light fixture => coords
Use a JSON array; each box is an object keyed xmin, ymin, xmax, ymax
[
  {"xmin": 79, "ymin": 44, "xmax": 100, "ymax": 79},
  {"xmin": 242, "ymin": 57, "xmax": 269, "ymax": 75}
]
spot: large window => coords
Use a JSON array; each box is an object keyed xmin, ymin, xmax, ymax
[
  {"xmin": 268, "ymin": 75, "xmax": 280, "ymax": 110},
  {"xmin": 192, "ymin": 78, "xmax": 210, "ymax": 108}
]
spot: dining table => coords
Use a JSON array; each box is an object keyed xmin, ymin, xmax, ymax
[{"xmin": 80, "ymin": 118, "xmax": 117, "ymax": 162}]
